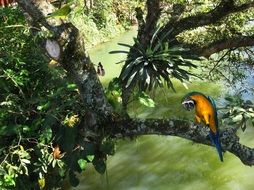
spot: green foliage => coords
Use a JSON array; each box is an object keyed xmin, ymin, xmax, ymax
[
  {"xmin": 90, "ymin": 0, "xmax": 113, "ymax": 29},
  {"xmin": 78, "ymin": 159, "xmax": 87, "ymax": 170},
  {"xmin": 0, "ymin": 144, "xmax": 31, "ymax": 188},
  {"xmin": 221, "ymin": 95, "xmax": 254, "ymax": 131},
  {"xmin": 159, "ymin": 0, "xmax": 254, "ymax": 85},
  {"xmin": 112, "ymin": 0, "xmax": 144, "ymax": 28},
  {"xmin": 92, "ymin": 158, "xmax": 107, "ymax": 174},
  {"xmin": 100, "ymin": 139, "xmax": 116, "ymax": 156},
  {"xmin": 110, "ymin": 27, "xmax": 200, "ymax": 92},
  {"xmin": 46, "ymin": 4, "xmax": 72, "ymax": 19},
  {"xmin": 71, "ymin": 0, "xmax": 139, "ymax": 48},
  {"xmin": 136, "ymin": 92, "xmax": 156, "ymax": 108},
  {"xmin": 106, "ymin": 78, "xmax": 155, "ymax": 110},
  {"xmin": 0, "ymin": 5, "xmax": 119, "ymax": 189},
  {"xmin": 105, "ymin": 78, "xmax": 123, "ymax": 112},
  {"xmin": 0, "ymin": 6, "xmax": 88, "ymax": 189}
]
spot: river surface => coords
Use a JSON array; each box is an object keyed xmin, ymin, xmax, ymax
[{"xmin": 71, "ymin": 27, "xmax": 254, "ymax": 190}]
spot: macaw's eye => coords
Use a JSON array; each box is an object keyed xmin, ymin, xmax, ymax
[{"xmin": 182, "ymin": 100, "xmax": 195, "ymax": 111}]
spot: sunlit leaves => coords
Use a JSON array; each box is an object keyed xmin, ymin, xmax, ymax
[
  {"xmin": 86, "ymin": 155, "xmax": 94, "ymax": 162},
  {"xmin": 78, "ymin": 159, "xmax": 87, "ymax": 170},
  {"xmin": 0, "ymin": 145, "xmax": 32, "ymax": 188},
  {"xmin": 3, "ymin": 68, "xmax": 29, "ymax": 87},
  {"xmin": 38, "ymin": 176, "xmax": 45, "ymax": 190},
  {"xmin": 46, "ymin": 4, "xmax": 72, "ymax": 20},
  {"xmin": 63, "ymin": 114, "xmax": 80, "ymax": 128},
  {"xmin": 0, "ymin": 2, "xmax": 137, "ymax": 190},
  {"xmin": 39, "ymin": 127, "xmax": 52, "ymax": 144},
  {"xmin": 37, "ymin": 102, "xmax": 51, "ymax": 111},
  {"xmin": 135, "ymin": 91, "xmax": 155, "ymax": 108},
  {"xmin": 105, "ymin": 78, "xmax": 123, "ymax": 112}
]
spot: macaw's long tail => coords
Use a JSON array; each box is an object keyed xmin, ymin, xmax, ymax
[{"xmin": 209, "ymin": 131, "xmax": 223, "ymax": 162}]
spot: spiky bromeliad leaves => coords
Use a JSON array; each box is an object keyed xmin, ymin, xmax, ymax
[{"xmin": 110, "ymin": 27, "xmax": 201, "ymax": 92}]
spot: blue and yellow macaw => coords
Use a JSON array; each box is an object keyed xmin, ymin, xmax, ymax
[{"xmin": 181, "ymin": 91, "xmax": 223, "ymax": 162}]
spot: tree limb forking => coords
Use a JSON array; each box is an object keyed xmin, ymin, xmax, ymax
[
  {"xmin": 111, "ymin": 118, "xmax": 254, "ymax": 166},
  {"xmin": 162, "ymin": 0, "xmax": 254, "ymax": 41}
]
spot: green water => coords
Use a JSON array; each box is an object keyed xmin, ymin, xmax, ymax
[{"xmin": 71, "ymin": 28, "xmax": 254, "ymax": 190}]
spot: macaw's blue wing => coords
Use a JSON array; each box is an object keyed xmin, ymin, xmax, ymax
[
  {"xmin": 209, "ymin": 131, "xmax": 223, "ymax": 162},
  {"xmin": 207, "ymin": 96, "xmax": 223, "ymax": 162},
  {"xmin": 207, "ymin": 96, "xmax": 218, "ymax": 127}
]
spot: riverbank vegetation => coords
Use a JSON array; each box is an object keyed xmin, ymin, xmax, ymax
[
  {"xmin": 71, "ymin": 0, "xmax": 144, "ymax": 48},
  {"xmin": 0, "ymin": 0, "xmax": 254, "ymax": 189}
]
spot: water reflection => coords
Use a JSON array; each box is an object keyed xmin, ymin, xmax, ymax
[{"xmin": 71, "ymin": 28, "xmax": 254, "ymax": 190}]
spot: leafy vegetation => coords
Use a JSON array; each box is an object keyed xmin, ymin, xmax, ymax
[
  {"xmin": 221, "ymin": 94, "xmax": 254, "ymax": 132},
  {"xmin": 1, "ymin": 0, "xmax": 254, "ymax": 189},
  {"xmin": 0, "ymin": 7, "xmax": 79, "ymax": 189},
  {"xmin": 110, "ymin": 27, "xmax": 200, "ymax": 92},
  {"xmin": 71, "ymin": 0, "xmax": 144, "ymax": 48},
  {"xmin": 0, "ymin": 5, "xmax": 119, "ymax": 189},
  {"xmin": 0, "ymin": 0, "xmax": 143, "ymax": 188}
]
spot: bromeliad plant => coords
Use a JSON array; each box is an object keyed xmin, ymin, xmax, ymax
[{"xmin": 110, "ymin": 27, "xmax": 201, "ymax": 92}]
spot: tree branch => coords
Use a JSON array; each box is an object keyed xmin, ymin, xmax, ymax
[
  {"xmin": 195, "ymin": 35, "xmax": 254, "ymax": 57},
  {"xmin": 162, "ymin": 0, "xmax": 254, "ymax": 39},
  {"xmin": 17, "ymin": 0, "xmax": 57, "ymax": 32},
  {"xmin": 111, "ymin": 118, "xmax": 254, "ymax": 166},
  {"xmin": 137, "ymin": 0, "xmax": 162, "ymax": 46}
]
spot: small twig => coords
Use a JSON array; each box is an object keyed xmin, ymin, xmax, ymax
[
  {"xmin": 208, "ymin": 49, "xmax": 232, "ymax": 77},
  {"xmin": 27, "ymin": 138, "xmax": 38, "ymax": 144},
  {"xmin": 0, "ymin": 150, "xmax": 10, "ymax": 165},
  {"xmin": 3, "ymin": 70, "xmax": 26, "ymax": 99},
  {"xmin": 17, "ymin": 133, "xmax": 22, "ymax": 146},
  {"xmin": 215, "ymin": 68, "xmax": 232, "ymax": 84},
  {"xmin": 246, "ymin": 47, "xmax": 254, "ymax": 54},
  {"xmin": 0, "ymin": 24, "xmax": 40, "ymax": 30}
]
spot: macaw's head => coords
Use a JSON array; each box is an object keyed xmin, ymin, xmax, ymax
[{"xmin": 181, "ymin": 96, "xmax": 195, "ymax": 111}]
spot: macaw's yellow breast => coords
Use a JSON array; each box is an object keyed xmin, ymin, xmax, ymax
[{"xmin": 190, "ymin": 94, "xmax": 217, "ymax": 133}]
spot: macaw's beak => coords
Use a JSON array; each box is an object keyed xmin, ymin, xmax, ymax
[{"xmin": 182, "ymin": 99, "xmax": 195, "ymax": 111}]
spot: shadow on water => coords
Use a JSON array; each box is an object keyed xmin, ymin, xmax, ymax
[{"xmin": 71, "ymin": 27, "xmax": 254, "ymax": 190}]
